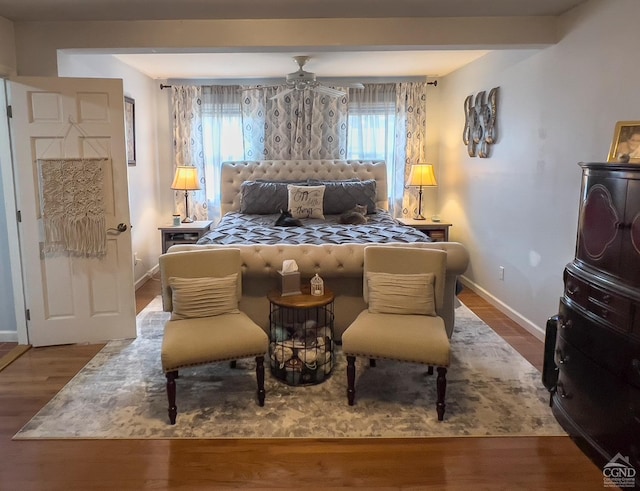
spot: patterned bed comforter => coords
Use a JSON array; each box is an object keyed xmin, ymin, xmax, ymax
[{"xmin": 197, "ymin": 210, "xmax": 431, "ymax": 245}]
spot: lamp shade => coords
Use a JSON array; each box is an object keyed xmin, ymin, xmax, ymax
[
  {"xmin": 408, "ymin": 164, "xmax": 438, "ymax": 187},
  {"xmin": 170, "ymin": 166, "xmax": 201, "ymax": 191}
]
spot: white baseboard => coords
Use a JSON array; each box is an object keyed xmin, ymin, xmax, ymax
[
  {"xmin": 135, "ymin": 264, "xmax": 160, "ymax": 290},
  {"xmin": 460, "ymin": 276, "xmax": 545, "ymax": 341},
  {"xmin": 0, "ymin": 331, "xmax": 19, "ymax": 342}
]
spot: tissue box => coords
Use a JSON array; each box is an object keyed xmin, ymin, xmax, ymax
[{"xmin": 277, "ymin": 271, "xmax": 301, "ymax": 296}]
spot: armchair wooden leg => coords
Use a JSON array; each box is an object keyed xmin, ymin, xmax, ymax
[
  {"xmin": 369, "ymin": 358, "xmax": 376, "ymax": 367},
  {"xmin": 436, "ymin": 366, "xmax": 447, "ymax": 421},
  {"xmin": 230, "ymin": 360, "xmax": 237, "ymax": 369},
  {"xmin": 427, "ymin": 365, "xmax": 434, "ymax": 375},
  {"xmin": 347, "ymin": 355, "xmax": 356, "ymax": 405},
  {"xmin": 255, "ymin": 356, "xmax": 265, "ymax": 406},
  {"xmin": 166, "ymin": 371, "xmax": 178, "ymax": 425}
]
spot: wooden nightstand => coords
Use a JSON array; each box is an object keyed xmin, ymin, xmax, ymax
[
  {"xmin": 158, "ymin": 220, "xmax": 213, "ymax": 253},
  {"xmin": 398, "ymin": 218, "xmax": 452, "ymax": 242}
]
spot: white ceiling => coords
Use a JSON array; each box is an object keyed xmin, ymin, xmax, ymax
[
  {"xmin": 0, "ymin": 0, "xmax": 589, "ymax": 22},
  {"xmin": 2, "ymin": 0, "xmax": 590, "ymax": 80},
  {"xmin": 110, "ymin": 50, "xmax": 491, "ymax": 81}
]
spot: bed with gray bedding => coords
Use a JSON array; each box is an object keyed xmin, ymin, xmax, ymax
[
  {"xmin": 197, "ymin": 210, "xmax": 431, "ymax": 245},
  {"xmin": 168, "ymin": 159, "xmax": 469, "ymax": 339}
]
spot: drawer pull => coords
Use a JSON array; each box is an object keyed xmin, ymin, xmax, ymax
[
  {"xmin": 602, "ymin": 294, "xmax": 611, "ymax": 303},
  {"xmin": 560, "ymin": 319, "xmax": 573, "ymax": 330},
  {"xmin": 556, "ymin": 349, "xmax": 570, "ymax": 364},
  {"xmin": 557, "ymin": 383, "xmax": 571, "ymax": 399},
  {"xmin": 567, "ymin": 284, "xmax": 580, "ymax": 295},
  {"xmin": 601, "ymin": 309, "xmax": 609, "ymax": 319}
]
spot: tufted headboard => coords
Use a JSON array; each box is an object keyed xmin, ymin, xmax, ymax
[{"xmin": 220, "ymin": 160, "xmax": 388, "ymax": 216}]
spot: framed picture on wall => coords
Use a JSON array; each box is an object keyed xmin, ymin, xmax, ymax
[
  {"xmin": 608, "ymin": 121, "xmax": 640, "ymax": 163},
  {"xmin": 124, "ymin": 96, "xmax": 136, "ymax": 166}
]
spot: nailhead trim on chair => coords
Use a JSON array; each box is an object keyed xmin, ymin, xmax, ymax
[
  {"xmin": 162, "ymin": 350, "xmax": 268, "ymax": 373},
  {"xmin": 340, "ymin": 351, "xmax": 450, "ymax": 367}
]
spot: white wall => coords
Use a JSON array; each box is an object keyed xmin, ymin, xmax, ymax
[
  {"xmin": 58, "ymin": 53, "xmax": 164, "ymax": 287},
  {"xmin": 0, "ymin": 16, "xmax": 16, "ymax": 76},
  {"xmin": 437, "ymin": 0, "xmax": 640, "ymax": 337}
]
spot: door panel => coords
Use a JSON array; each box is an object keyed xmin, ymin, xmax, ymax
[{"xmin": 9, "ymin": 77, "xmax": 136, "ymax": 347}]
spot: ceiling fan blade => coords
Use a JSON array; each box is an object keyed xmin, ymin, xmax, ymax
[
  {"xmin": 268, "ymin": 87, "xmax": 295, "ymax": 100},
  {"xmin": 313, "ymin": 85, "xmax": 346, "ymax": 97}
]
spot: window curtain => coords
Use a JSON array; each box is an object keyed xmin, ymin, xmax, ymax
[
  {"xmin": 172, "ymin": 81, "xmax": 428, "ymax": 221},
  {"xmin": 201, "ymin": 85, "xmax": 244, "ymax": 219},
  {"xmin": 171, "ymin": 86, "xmax": 207, "ymax": 220},
  {"xmin": 242, "ymin": 87, "xmax": 348, "ymax": 159},
  {"xmin": 395, "ymin": 82, "xmax": 427, "ymax": 218},
  {"xmin": 347, "ymin": 83, "xmax": 396, "ymax": 210}
]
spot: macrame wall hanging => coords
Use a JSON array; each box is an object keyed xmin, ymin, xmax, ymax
[{"xmin": 38, "ymin": 158, "xmax": 108, "ymax": 257}]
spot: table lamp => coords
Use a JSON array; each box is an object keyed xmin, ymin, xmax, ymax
[
  {"xmin": 171, "ymin": 166, "xmax": 201, "ymax": 223},
  {"xmin": 408, "ymin": 163, "xmax": 437, "ymax": 220}
]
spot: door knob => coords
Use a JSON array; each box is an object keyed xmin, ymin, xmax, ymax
[{"xmin": 107, "ymin": 223, "xmax": 129, "ymax": 234}]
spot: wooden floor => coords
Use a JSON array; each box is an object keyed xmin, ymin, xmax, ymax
[{"xmin": 0, "ymin": 280, "xmax": 607, "ymax": 490}]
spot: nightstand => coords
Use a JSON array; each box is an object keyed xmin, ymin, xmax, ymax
[
  {"xmin": 158, "ymin": 220, "xmax": 213, "ymax": 253},
  {"xmin": 398, "ymin": 218, "xmax": 452, "ymax": 242}
]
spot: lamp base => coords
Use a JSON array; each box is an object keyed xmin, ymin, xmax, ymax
[
  {"xmin": 413, "ymin": 214, "xmax": 426, "ymax": 221},
  {"xmin": 181, "ymin": 217, "xmax": 194, "ymax": 223}
]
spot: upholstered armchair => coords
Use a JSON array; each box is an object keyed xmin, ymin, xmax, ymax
[
  {"xmin": 341, "ymin": 246, "xmax": 451, "ymax": 421},
  {"xmin": 159, "ymin": 249, "xmax": 269, "ymax": 425}
]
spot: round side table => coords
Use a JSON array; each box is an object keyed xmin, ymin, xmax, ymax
[{"xmin": 267, "ymin": 286, "xmax": 335, "ymax": 386}]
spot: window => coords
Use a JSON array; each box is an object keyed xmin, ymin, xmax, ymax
[
  {"xmin": 198, "ymin": 83, "xmax": 406, "ymax": 217},
  {"xmin": 347, "ymin": 84, "xmax": 397, "ymax": 195}
]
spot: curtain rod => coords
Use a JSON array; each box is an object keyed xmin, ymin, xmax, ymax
[{"xmin": 160, "ymin": 80, "xmax": 438, "ymax": 90}]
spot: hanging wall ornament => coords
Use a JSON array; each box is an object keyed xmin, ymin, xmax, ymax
[{"xmin": 462, "ymin": 87, "xmax": 499, "ymax": 158}]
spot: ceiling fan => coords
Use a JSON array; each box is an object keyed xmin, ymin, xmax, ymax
[{"xmin": 266, "ymin": 55, "xmax": 364, "ymax": 101}]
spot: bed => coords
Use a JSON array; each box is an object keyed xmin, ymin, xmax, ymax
[
  {"xmin": 197, "ymin": 211, "xmax": 432, "ymax": 245},
  {"xmin": 168, "ymin": 159, "xmax": 469, "ymax": 339}
]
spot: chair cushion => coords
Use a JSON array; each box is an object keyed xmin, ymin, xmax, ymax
[
  {"xmin": 366, "ymin": 272, "xmax": 436, "ymax": 316},
  {"xmin": 169, "ymin": 274, "xmax": 239, "ymax": 320},
  {"xmin": 161, "ymin": 312, "xmax": 269, "ymax": 372},
  {"xmin": 342, "ymin": 310, "xmax": 450, "ymax": 366},
  {"xmin": 287, "ymin": 184, "xmax": 325, "ymax": 219}
]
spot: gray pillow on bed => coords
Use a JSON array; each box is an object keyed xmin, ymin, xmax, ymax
[
  {"xmin": 308, "ymin": 179, "xmax": 377, "ymax": 215},
  {"xmin": 240, "ymin": 181, "xmax": 290, "ymax": 214}
]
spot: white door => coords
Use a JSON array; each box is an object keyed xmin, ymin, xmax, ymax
[{"xmin": 9, "ymin": 76, "xmax": 136, "ymax": 347}]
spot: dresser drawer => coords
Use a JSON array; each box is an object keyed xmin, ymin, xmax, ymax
[
  {"xmin": 588, "ymin": 285, "xmax": 632, "ymax": 334},
  {"xmin": 587, "ymin": 298, "xmax": 631, "ymax": 333},
  {"xmin": 554, "ymin": 337, "xmax": 628, "ymax": 450},
  {"xmin": 564, "ymin": 271, "xmax": 589, "ymax": 308},
  {"xmin": 589, "ymin": 284, "xmax": 632, "ymax": 312},
  {"xmin": 559, "ymin": 299, "xmax": 630, "ymax": 376}
]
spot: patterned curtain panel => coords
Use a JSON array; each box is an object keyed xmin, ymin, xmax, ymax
[
  {"xmin": 241, "ymin": 87, "xmax": 348, "ymax": 159},
  {"xmin": 395, "ymin": 82, "xmax": 427, "ymax": 218},
  {"xmin": 172, "ymin": 86, "xmax": 207, "ymax": 221},
  {"xmin": 173, "ymin": 82, "xmax": 428, "ymax": 220}
]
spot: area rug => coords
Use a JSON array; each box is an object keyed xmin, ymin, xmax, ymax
[{"xmin": 14, "ymin": 297, "xmax": 565, "ymax": 439}]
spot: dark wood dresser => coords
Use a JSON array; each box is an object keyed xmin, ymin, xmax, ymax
[{"xmin": 547, "ymin": 162, "xmax": 640, "ymax": 484}]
